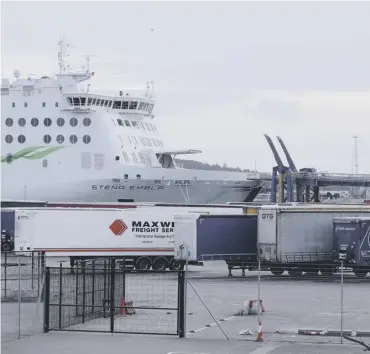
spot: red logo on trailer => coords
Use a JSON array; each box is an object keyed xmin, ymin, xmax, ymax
[{"xmin": 109, "ymin": 219, "xmax": 128, "ymax": 236}]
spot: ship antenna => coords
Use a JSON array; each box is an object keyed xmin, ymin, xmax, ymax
[{"xmin": 58, "ymin": 38, "xmax": 65, "ymax": 74}]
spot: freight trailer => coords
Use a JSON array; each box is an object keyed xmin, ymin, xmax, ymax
[
  {"xmin": 1, "ymin": 209, "xmax": 15, "ymax": 251},
  {"xmin": 333, "ymin": 216, "xmax": 370, "ymax": 277},
  {"xmin": 258, "ymin": 204, "xmax": 370, "ymax": 277},
  {"xmin": 174, "ymin": 213, "xmax": 258, "ymax": 270},
  {"xmin": 13, "ymin": 207, "xmax": 204, "ymax": 270}
]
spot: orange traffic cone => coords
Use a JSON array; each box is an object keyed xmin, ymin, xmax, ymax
[
  {"xmin": 255, "ymin": 320, "xmax": 263, "ymax": 342},
  {"xmin": 119, "ymin": 297, "xmax": 127, "ymax": 316}
]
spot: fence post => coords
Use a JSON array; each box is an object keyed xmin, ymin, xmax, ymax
[
  {"xmin": 178, "ymin": 270, "xmax": 186, "ymax": 338},
  {"xmin": 75, "ymin": 262, "xmax": 79, "ymax": 317},
  {"xmin": 92, "ymin": 260, "xmax": 95, "ymax": 315},
  {"xmin": 109, "ymin": 258, "xmax": 116, "ymax": 333},
  {"xmin": 18, "ymin": 257, "xmax": 21, "ymax": 340},
  {"xmin": 4, "ymin": 252, "xmax": 7, "ymax": 299},
  {"xmin": 58, "ymin": 263, "xmax": 63, "ymax": 329},
  {"xmin": 43, "ymin": 268, "xmax": 50, "ymax": 333},
  {"xmin": 82, "ymin": 262, "xmax": 86, "ymax": 324}
]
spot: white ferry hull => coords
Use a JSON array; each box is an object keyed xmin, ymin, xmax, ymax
[{"xmin": 2, "ymin": 177, "xmax": 260, "ymax": 204}]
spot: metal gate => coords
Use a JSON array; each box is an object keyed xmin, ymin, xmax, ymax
[{"xmin": 43, "ymin": 259, "xmax": 186, "ymax": 337}]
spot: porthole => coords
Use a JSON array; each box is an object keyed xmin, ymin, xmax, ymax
[
  {"xmin": 18, "ymin": 134, "xmax": 26, "ymax": 144},
  {"xmin": 83, "ymin": 117, "xmax": 91, "ymax": 126},
  {"xmin": 43, "ymin": 135, "xmax": 52, "ymax": 144},
  {"xmin": 31, "ymin": 118, "xmax": 39, "ymax": 127},
  {"xmin": 70, "ymin": 135, "xmax": 78, "ymax": 144},
  {"xmin": 18, "ymin": 118, "xmax": 26, "ymax": 127},
  {"xmin": 44, "ymin": 117, "xmax": 52, "ymax": 127},
  {"xmin": 24, "ymin": 102, "xmax": 28, "ymax": 108},
  {"xmin": 57, "ymin": 117, "xmax": 65, "ymax": 127},
  {"xmin": 5, "ymin": 118, "xmax": 13, "ymax": 127},
  {"xmin": 55, "ymin": 102, "xmax": 59, "ymax": 107},
  {"xmin": 56, "ymin": 135, "xmax": 64, "ymax": 144},
  {"xmin": 42, "ymin": 102, "xmax": 46, "ymax": 107},
  {"xmin": 6, "ymin": 154, "xmax": 12, "ymax": 164},
  {"xmin": 42, "ymin": 159, "xmax": 48, "ymax": 168},
  {"xmin": 83, "ymin": 135, "xmax": 91, "ymax": 144},
  {"xmin": 5, "ymin": 135, "xmax": 13, "ymax": 144},
  {"xmin": 70, "ymin": 117, "xmax": 78, "ymax": 127}
]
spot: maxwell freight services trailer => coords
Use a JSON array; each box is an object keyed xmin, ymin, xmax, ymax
[
  {"xmin": 257, "ymin": 204, "xmax": 370, "ymax": 276},
  {"xmin": 14, "ymin": 208, "xmax": 187, "ymax": 270}
]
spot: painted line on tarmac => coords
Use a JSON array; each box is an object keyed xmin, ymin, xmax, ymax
[
  {"xmin": 248, "ymin": 345, "xmax": 280, "ymax": 354},
  {"xmin": 187, "ymin": 316, "xmax": 235, "ymax": 335}
]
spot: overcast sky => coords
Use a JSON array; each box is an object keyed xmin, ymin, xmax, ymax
[{"xmin": 1, "ymin": 1, "xmax": 370, "ymax": 173}]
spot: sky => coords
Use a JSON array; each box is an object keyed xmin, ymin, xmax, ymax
[{"xmin": 1, "ymin": 1, "xmax": 370, "ymax": 173}]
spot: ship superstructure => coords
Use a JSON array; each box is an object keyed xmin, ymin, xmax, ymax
[{"xmin": 1, "ymin": 40, "xmax": 262, "ymax": 204}]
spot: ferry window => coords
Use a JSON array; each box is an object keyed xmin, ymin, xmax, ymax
[
  {"xmin": 96, "ymin": 99, "xmax": 101, "ymax": 106},
  {"xmin": 150, "ymin": 124, "xmax": 155, "ymax": 131},
  {"xmin": 151, "ymin": 138, "xmax": 158, "ymax": 147},
  {"xmin": 129, "ymin": 101, "xmax": 138, "ymax": 109},
  {"xmin": 108, "ymin": 100, "xmax": 113, "ymax": 107},
  {"xmin": 152, "ymin": 124, "xmax": 157, "ymax": 131},
  {"xmin": 124, "ymin": 120, "xmax": 131, "ymax": 127},
  {"xmin": 55, "ymin": 102, "xmax": 59, "ymax": 107},
  {"xmin": 70, "ymin": 117, "xmax": 78, "ymax": 127},
  {"xmin": 117, "ymin": 119, "xmax": 124, "ymax": 126},
  {"xmin": 18, "ymin": 118, "xmax": 26, "ymax": 127},
  {"xmin": 87, "ymin": 98, "xmax": 92, "ymax": 106},
  {"xmin": 83, "ymin": 117, "xmax": 91, "ymax": 127},
  {"xmin": 100, "ymin": 100, "xmax": 104, "ymax": 106},
  {"xmin": 42, "ymin": 102, "xmax": 46, "ymax": 107},
  {"xmin": 131, "ymin": 152, "xmax": 139, "ymax": 163},
  {"xmin": 56, "ymin": 135, "xmax": 64, "ymax": 144},
  {"xmin": 128, "ymin": 136, "xmax": 132, "ymax": 144},
  {"xmin": 139, "ymin": 122, "xmax": 145, "ymax": 130},
  {"xmin": 159, "ymin": 140, "xmax": 164, "ymax": 147},
  {"xmin": 113, "ymin": 101, "xmax": 121, "ymax": 109},
  {"xmin": 5, "ymin": 118, "xmax": 13, "ymax": 127},
  {"xmin": 70, "ymin": 135, "xmax": 78, "ymax": 144},
  {"xmin": 104, "ymin": 100, "xmax": 109, "ymax": 107},
  {"xmin": 67, "ymin": 97, "xmax": 73, "ymax": 105},
  {"xmin": 92, "ymin": 98, "xmax": 97, "ymax": 105},
  {"xmin": 43, "ymin": 135, "xmax": 51, "ymax": 144},
  {"xmin": 146, "ymin": 138, "xmax": 152, "ymax": 147},
  {"xmin": 131, "ymin": 121, "xmax": 138, "ymax": 128},
  {"xmin": 144, "ymin": 123, "xmax": 150, "ymax": 130},
  {"xmin": 6, "ymin": 153, "xmax": 12, "ymax": 163},
  {"xmin": 148, "ymin": 104, "xmax": 153, "ymax": 113},
  {"xmin": 24, "ymin": 102, "xmax": 28, "ymax": 108},
  {"xmin": 44, "ymin": 117, "xmax": 52, "ymax": 127},
  {"xmin": 83, "ymin": 135, "xmax": 91, "ymax": 144},
  {"xmin": 132, "ymin": 136, "xmax": 139, "ymax": 145},
  {"xmin": 81, "ymin": 153, "xmax": 91, "ymax": 169},
  {"xmin": 57, "ymin": 117, "xmax": 65, "ymax": 127},
  {"xmin": 5, "ymin": 135, "xmax": 13, "ymax": 144},
  {"xmin": 31, "ymin": 118, "xmax": 39, "ymax": 127},
  {"xmin": 122, "ymin": 101, "xmax": 129, "ymax": 109},
  {"xmin": 140, "ymin": 138, "xmax": 147, "ymax": 146},
  {"xmin": 42, "ymin": 159, "xmax": 48, "ymax": 168},
  {"xmin": 80, "ymin": 97, "xmax": 86, "ymax": 106},
  {"xmin": 73, "ymin": 97, "xmax": 80, "ymax": 106},
  {"xmin": 143, "ymin": 103, "xmax": 148, "ymax": 110},
  {"xmin": 12, "ymin": 102, "xmax": 15, "ymax": 107},
  {"xmin": 138, "ymin": 102, "xmax": 144, "ymax": 110},
  {"xmin": 122, "ymin": 151, "xmax": 130, "ymax": 163}
]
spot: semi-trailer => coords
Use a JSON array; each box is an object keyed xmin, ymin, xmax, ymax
[
  {"xmin": 332, "ymin": 216, "xmax": 370, "ymax": 277},
  {"xmin": 257, "ymin": 204, "xmax": 370, "ymax": 277}
]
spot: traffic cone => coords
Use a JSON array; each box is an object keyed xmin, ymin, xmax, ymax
[
  {"xmin": 119, "ymin": 297, "xmax": 127, "ymax": 316},
  {"xmin": 255, "ymin": 320, "xmax": 263, "ymax": 342}
]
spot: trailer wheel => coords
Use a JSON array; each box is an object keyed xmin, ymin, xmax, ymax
[
  {"xmin": 288, "ymin": 268, "xmax": 303, "ymax": 277},
  {"xmin": 270, "ymin": 267, "xmax": 284, "ymax": 276},
  {"xmin": 135, "ymin": 257, "xmax": 152, "ymax": 271},
  {"xmin": 321, "ymin": 266, "xmax": 334, "ymax": 276},
  {"xmin": 1, "ymin": 242, "xmax": 11, "ymax": 252},
  {"xmin": 169, "ymin": 259, "xmax": 184, "ymax": 271},
  {"xmin": 354, "ymin": 269, "xmax": 368, "ymax": 278},
  {"xmin": 152, "ymin": 257, "xmax": 168, "ymax": 271}
]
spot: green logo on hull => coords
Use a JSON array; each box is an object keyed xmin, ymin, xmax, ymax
[{"xmin": 1, "ymin": 146, "xmax": 65, "ymax": 163}]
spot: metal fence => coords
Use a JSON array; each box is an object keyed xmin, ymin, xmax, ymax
[
  {"xmin": 1, "ymin": 251, "xmax": 46, "ymax": 343},
  {"xmin": 43, "ymin": 258, "xmax": 186, "ymax": 337},
  {"xmin": 183, "ymin": 260, "xmax": 370, "ymax": 348}
]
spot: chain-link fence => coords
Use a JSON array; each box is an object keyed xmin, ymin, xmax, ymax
[
  {"xmin": 1, "ymin": 252, "xmax": 45, "ymax": 343},
  {"xmin": 183, "ymin": 260, "xmax": 370, "ymax": 348}
]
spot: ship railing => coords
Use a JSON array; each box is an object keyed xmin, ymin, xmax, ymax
[{"xmin": 292, "ymin": 172, "xmax": 370, "ymax": 181}]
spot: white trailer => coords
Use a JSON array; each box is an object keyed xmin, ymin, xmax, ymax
[
  {"xmin": 13, "ymin": 207, "xmax": 201, "ymax": 270},
  {"xmin": 257, "ymin": 204, "xmax": 370, "ymax": 276}
]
